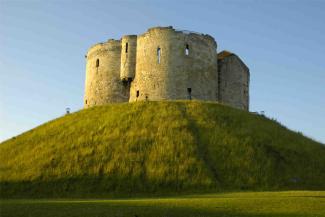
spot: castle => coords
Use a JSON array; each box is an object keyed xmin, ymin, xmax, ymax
[{"xmin": 84, "ymin": 26, "xmax": 249, "ymax": 110}]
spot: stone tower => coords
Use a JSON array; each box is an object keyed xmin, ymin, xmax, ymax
[
  {"xmin": 84, "ymin": 40, "xmax": 129, "ymax": 108},
  {"xmin": 217, "ymin": 51, "xmax": 249, "ymax": 110},
  {"xmin": 84, "ymin": 26, "xmax": 250, "ymax": 110}
]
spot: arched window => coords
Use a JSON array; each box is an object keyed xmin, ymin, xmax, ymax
[
  {"xmin": 125, "ymin": 42, "xmax": 128, "ymax": 53},
  {"xmin": 157, "ymin": 47, "xmax": 161, "ymax": 64},
  {"xmin": 185, "ymin": 44, "xmax": 189, "ymax": 56},
  {"xmin": 96, "ymin": 59, "xmax": 99, "ymax": 67}
]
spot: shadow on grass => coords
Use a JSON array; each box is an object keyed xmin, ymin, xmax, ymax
[
  {"xmin": 0, "ymin": 199, "xmax": 316, "ymax": 217},
  {"xmin": 0, "ymin": 177, "xmax": 220, "ymax": 199},
  {"xmin": 1, "ymin": 177, "xmax": 324, "ymax": 199}
]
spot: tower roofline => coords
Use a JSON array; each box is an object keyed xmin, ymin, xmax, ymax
[{"xmin": 218, "ymin": 50, "xmax": 249, "ymax": 72}]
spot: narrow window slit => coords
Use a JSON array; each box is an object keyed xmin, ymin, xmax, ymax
[
  {"xmin": 136, "ymin": 90, "xmax": 139, "ymax": 98},
  {"xmin": 185, "ymin": 44, "xmax": 189, "ymax": 56},
  {"xmin": 187, "ymin": 88, "xmax": 192, "ymax": 100},
  {"xmin": 96, "ymin": 59, "xmax": 99, "ymax": 67},
  {"xmin": 157, "ymin": 47, "xmax": 161, "ymax": 64},
  {"xmin": 125, "ymin": 43, "xmax": 128, "ymax": 53}
]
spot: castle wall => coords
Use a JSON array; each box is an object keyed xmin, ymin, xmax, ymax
[
  {"xmin": 129, "ymin": 27, "xmax": 218, "ymax": 102},
  {"xmin": 120, "ymin": 35, "xmax": 137, "ymax": 81},
  {"xmin": 218, "ymin": 55, "xmax": 249, "ymax": 110},
  {"xmin": 84, "ymin": 26, "xmax": 250, "ymax": 111},
  {"xmin": 84, "ymin": 40, "xmax": 129, "ymax": 108}
]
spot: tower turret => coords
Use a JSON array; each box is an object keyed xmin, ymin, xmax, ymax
[
  {"xmin": 129, "ymin": 26, "xmax": 218, "ymax": 102},
  {"xmin": 84, "ymin": 39, "xmax": 129, "ymax": 108},
  {"xmin": 120, "ymin": 35, "xmax": 137, "ymax": 82},
  {"xmin": 217, "ymin": 51, "xmax": 249, "ymax": 110}
]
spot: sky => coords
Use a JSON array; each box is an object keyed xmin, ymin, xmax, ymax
[{"xmin": 0, "ymin": 0, "xmax": 324, "ymax": 143}]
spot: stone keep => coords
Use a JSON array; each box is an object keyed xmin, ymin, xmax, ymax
[{"xmin": 84, "ymin": 26, "xmax": 249, "ymax": 110}]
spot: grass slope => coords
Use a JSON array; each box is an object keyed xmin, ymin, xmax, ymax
[
  {"xmin": 1, "ymin": 191, "xmax": 325, "ymax": 217},
  {"xmin": 0, "ymin": 101, "xmax": 324, "ymax": 198}
]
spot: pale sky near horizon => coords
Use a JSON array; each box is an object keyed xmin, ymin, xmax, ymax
[{"xmin": 0, "ymin": 0, "xmax": 324, "ymax": 143}]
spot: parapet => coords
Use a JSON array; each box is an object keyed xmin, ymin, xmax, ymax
[
  {"xmin": 218, "ymin": 50, "xmax": 249, "ymax": 74},
  {"xmin": 147, "ymin": 26, "xmax": 174, "ymax": 32},
  {"xmin": 141, "ymin": 26, "xmax": 217, "ymax": 47},
  {"xmin": 86, "ymin": 39, "xmax": 121, "ymax": 59}
]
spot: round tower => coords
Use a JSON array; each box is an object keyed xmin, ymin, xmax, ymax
[
  {"xmin": 129, "ymin": 26, "xmax": 218, "ymax": 102},
  {"xmin": 84, "ymin": 39, "xmax": 129, "ymax": 108},
  {"xmin": 120, "ymin": 35, "xmax": 137, "ymax": 82}
]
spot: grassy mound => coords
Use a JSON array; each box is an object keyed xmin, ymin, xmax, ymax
[{"xmin": 0, "ymin": 101, "xmax": 324, "ymax": 198}]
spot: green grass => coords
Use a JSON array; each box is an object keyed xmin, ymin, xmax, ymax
[
  {"xmin": 1, "ymin": 191, "xmax": 325, "ymax": 217},
  {"xmin": 0, "ymin": 101, "xmax": 325, "ymax": 198}
]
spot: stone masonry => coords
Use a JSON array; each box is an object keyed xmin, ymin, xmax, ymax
[{"xmin": 84, "ymin": 26, "xmax": 250, "ymax": 110}]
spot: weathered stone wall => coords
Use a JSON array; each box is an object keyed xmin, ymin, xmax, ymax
[
  {"xmin": 218, "ymin": 54, "xmax": 249, "ymax": 110},
  {"xmin": 83, "ymin": 26, "xmax": 249, "ymax": 111},
  {"xmin": 120, "ymin": 35, "xmax": 137, "ymax": 81},
  {"xmin": 129, "ymin": 26, "xmax": 218, "ymax": 102},
  {"xmin": 84, "ymin": 40, "xmax": 129, "ymax": 108}
]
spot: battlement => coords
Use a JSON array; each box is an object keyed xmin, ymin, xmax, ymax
[
  {"xmin": 147, "ymin": 26, "xmax": 174, "ymax": 32},
  {"xmin": 86, "ymin": 40, "xmax": 121, "ymax": 58},
  {"xmin": 84, "ymin": 26, "xmax": 249, "ymax": 110}
]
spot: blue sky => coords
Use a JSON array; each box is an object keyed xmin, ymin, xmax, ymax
[{"xmin": 0, "ymin": 0, "xmax": 324, "ymax": 143}]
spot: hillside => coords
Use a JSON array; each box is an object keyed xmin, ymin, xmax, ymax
[{"xmin": 0, "ymin": 101, "xmax": 325, "ymax": 198}]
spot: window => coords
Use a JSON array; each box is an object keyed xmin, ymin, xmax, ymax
[
  {"xmin": 136, "ymin": 90, "xmax": 139, "ymax": 98},
  {"xmin": 157, "ymin": 47, "xmax": 161, "ymax": 64},
  {"xmin": 218, "ymin": 71, "xmax": 221, "ymax": 85},
  {"xmin": 185, "ymin": 44, "xmax": 189, "ymax": 56},
  {"xmin": 85, "ymin": 100, "xmax": 87, "ymax": 104},
  {"xmin": 125, "ymin": 42, "xmax": 128, "ymax": 53},
  {"xmin": 187, "ymin": 88, "xmax": 192, "ymax": 100},
  {"xmin": 96, "ymin": 59, "xmax": 99, "ymax": 67}
]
